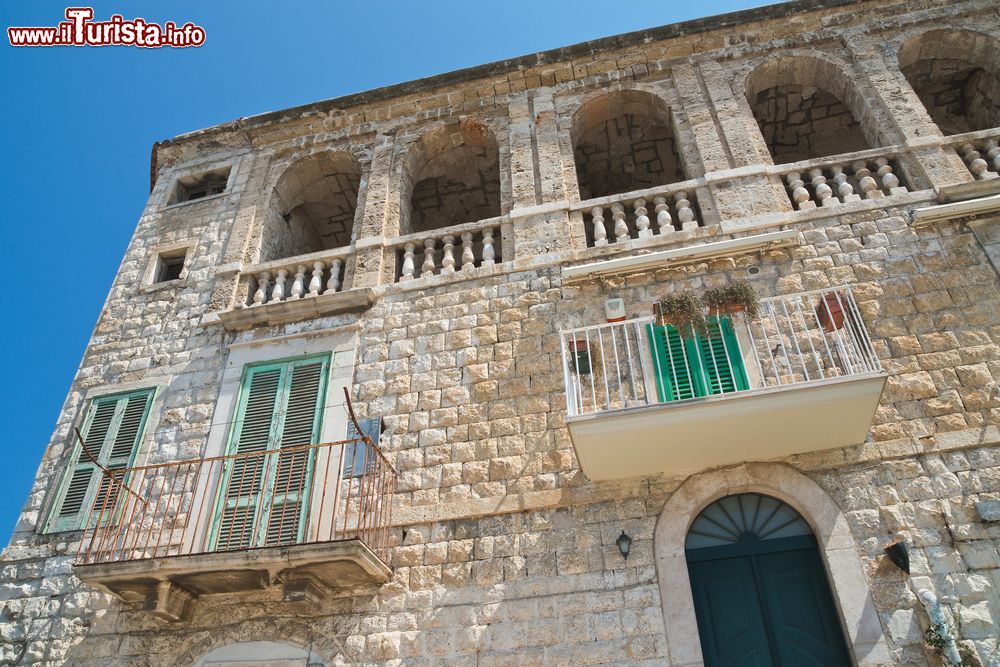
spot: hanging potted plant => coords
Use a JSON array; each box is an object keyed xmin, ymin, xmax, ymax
[
  {"xmin": 655, "ymin": 294, "xmax": 707, "ymax": 336},
  {"xmin": 816, "ymin": 291, "xmax": 846, "ymax": 332},
  {"xmin": 702, "ymin": 280, "xmax": 760, "ymax": 319}
]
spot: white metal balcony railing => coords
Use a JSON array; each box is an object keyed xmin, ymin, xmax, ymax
[{"xmin": 560, "ymin": 287, "xmax": 882, "ymax": 419}]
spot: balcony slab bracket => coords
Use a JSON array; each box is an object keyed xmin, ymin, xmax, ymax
[
  {"xmin": 145, "ymin": 580, "xmax": 195, "ymax": 623},
  {"xmin": 282, "ymin": 576, "xmax": 324, "ymax": 613}
]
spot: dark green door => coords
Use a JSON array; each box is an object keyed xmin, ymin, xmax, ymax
[
  {"xmin": 686, "ymin": 494, "xmax": 852, "ymax": 667},
  {"xmin": 688, "ymin": 555, "xmax": 775, "ymax": 666}
]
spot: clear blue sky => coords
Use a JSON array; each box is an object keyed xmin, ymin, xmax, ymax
[{"xmin": 0, "ymin": 0, "xmax": 764, "ymax": 541}]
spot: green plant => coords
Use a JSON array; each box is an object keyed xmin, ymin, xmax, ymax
[
  {"xmin": 657, "ymin": 294, "xmax": 708, "ymax": 336},
  {"xmin": 925, "ymin": 620, "xmax": 973, "ymax": 667},
  {"xmin": 702, "ymin": 280, "xmax": 760, "ymax": 318}
]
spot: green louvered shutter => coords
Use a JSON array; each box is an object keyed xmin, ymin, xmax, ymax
[
  {"xmin": 265, "ymin": 360, "xmax": 325, "ymax": 547},
  {"xmin": 647, "ymin": 323, "xmax": 697, "ymax": 402},
  {"xmin": 47, "ymin": 389, "xmax": 154, "ymax": 532},
  {"xmin": 646, "ymin": 318, "xmax": 749, "ymax": 403},
  {"xmin": 692, "ymin": 316, "xmax": 750, "ymax": 397},
  {"xmin": 215, "ymin": 366, "xmax": 281, "ymax": 550},
  {"xmin": 213, "ymin": 355, "xmax": 328, "ymax": 551}
]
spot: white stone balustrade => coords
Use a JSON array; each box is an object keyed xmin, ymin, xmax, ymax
[
  {"xmin": 956, "ymin": 138, "xmax": 1000, "ymax": 180},
  {"xmin": 582, "ymin": 185, "xmax": 703, "ymax": 248},
  {"xmin": 781, "ymin": 155, "xmax": 909, "ymax": 210},
  {"xmin": 244, "ymin": 251, "xmax": 347, "ymax": 307},
  {"xmin": 397, "ymin": 223, "xmax": 500, "ymax": 282}
]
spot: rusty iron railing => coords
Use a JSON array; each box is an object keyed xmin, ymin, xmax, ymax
[{"xmin": 76, "ymin": 438, "xmax": 395, "ymax": 566}]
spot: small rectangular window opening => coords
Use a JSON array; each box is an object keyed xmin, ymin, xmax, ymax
[
  {"xmin": 155, "ymin": 252, "xmax": 187, "ymax": 283},
  {"xmin": 169, "ymin": 167, "xmax": 231, "ymax": 205}
]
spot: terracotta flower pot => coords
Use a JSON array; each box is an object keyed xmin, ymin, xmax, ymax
[
  {"xmin": 708, "ymin": 302, "xmax": 746, "ymax": 317},
  {"xmin": 816, "ymin": 293, "xmax": 845, "ymax": 332}
]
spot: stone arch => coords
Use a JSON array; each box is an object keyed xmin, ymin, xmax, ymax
[
  {"xmin": 897, "ymin": 28, "xmax": 1000, "ymax": 135},
  {"xmin": 177, "ymin": 617, "xmax": 332, "ymax": 666},
  {"xmin": 570, "ymin": 89, "xmax": 686, "ymax": 200},
  {"xmin": 261, "ymin": 150, "xmax": 363, "ymax": 263},
  {"xmin": 400, "ymin": 119, "xmax": 501, "ymax": 235},
  {"xmin": 653, "ymin": 462, "xmax": 892, "ymax": 665},
  {"xmin": 192, "ymin": 640, "xmax": 324, "ymax": 667},
  {"xmin": 744, "ymin": 54, "xmax": 878, "ymax": 164}
]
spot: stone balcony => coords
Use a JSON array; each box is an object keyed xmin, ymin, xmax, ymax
[{"xmin": 73, "ymin": 439, "xmax": 395, "ymax": 621}]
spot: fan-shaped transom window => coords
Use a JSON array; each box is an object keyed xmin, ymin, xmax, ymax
[{"xmin": 685, "ymin": 493, "xmax": 811, "ymax": 550}]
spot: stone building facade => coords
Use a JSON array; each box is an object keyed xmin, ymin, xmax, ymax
[{"xmin": 3, "ymin": 0, "xmax": 1000, "ymax": 664}]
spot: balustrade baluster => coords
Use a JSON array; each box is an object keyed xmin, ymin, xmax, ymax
[
  {"xmin": 252, "ymin": 271, "xmax": 271, "ymax": 306},
  {"xmin": 634, "ymin": 199, "xmax": 651, "ymax": 239},
  {"xmin": 460, "ymin": 232, "xmax": 475, "ymax": 270},
  {"xmin": 441, "ymin": 235, "xmax": 456, "ymax": 274},
  {"xmin": 786, "ymin": 171, "xmax": 813, "ymax": 209},
  {"xmin": 829, "ymin": 165, "xmax": 860, "ymax": 203},
  {"xmin": 482, "ymin": 229, "xmax": 496, "ymax": 265},
  {"xmin": 852, "ymin": 161, "xmax": 881, "ymax": 199},
  {"xmin": 307, "ymin": 261, "xmax": 324, "ymax": 297},
  {"xmin": 960, "ymin": 143, "xmax": 991, "ymax": 180},
  {"xmin": 421, "ymin": 239, "xmax": 437, "ymax": 277},
  {"xmin": 808, "ymin": 168, "xmax": 834, "ymax": 207},
  {"xmin": 873, "ymin": 157, "xmax": 907, "ymax": 194},
  {"xmin": 289, "ymin": 265, "xmax": 306, "ymax": 300},
  {"xmin": 591, "ymin": 206, "xmax": 608, "ymax": 246},
  {"xmin": 653, "ymin": 196, "xmax": 673, "ymax": 234},
  {"xmin": 675, "ymin": 191, "xmax": 697, "ymax": 230},
  {"xmin": 400, "ymin": 243, "xmax": 416, "ymax": 281},
  {"xmin": 326, "ymin": 259, "xmax": 342, "ymax": 294},
  {"xmin": 611, "ymin": 202, "xmax": 629, "ymax": 242},
  {"xmin": 271, "ymin": 269, "xmax": 288, "ymax": 302},
  {"xmin": 983, "ymin": 140, "xmax": 1000, "ymax": 175}
]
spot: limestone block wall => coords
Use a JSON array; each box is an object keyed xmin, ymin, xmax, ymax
[{"xmin": 2, "ymin": 0, "xmax": 1000, "ymax": 665}]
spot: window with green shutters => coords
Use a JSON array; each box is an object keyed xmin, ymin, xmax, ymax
[
  {"xmin": 211, "ymin": 354, "xmax": 329, "ymax": 551},
  {"xmin": 646, "ymin": 316, "xmax": 750, "ymax": 402},
  {"xmin": 45, "ymin": 388, "xmax": 155, "ymax": 533}
]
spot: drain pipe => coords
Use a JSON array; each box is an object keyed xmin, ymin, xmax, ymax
[{"xmin": 918, "ymin": 588, "xmax": 963, "ymax": 666}]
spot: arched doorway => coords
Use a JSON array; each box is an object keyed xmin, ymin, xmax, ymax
[{"xmin": 685, "ymin": 493, "xmax": 852, "ymax": 666}]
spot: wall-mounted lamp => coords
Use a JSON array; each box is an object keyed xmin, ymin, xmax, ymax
[
  {"xmin": 616, "ymin": 530, "xmax": 632, "ymax": 561},
  {"xmin": 884, "ymin": 538, "xmax": 910, "ymax": 574}
]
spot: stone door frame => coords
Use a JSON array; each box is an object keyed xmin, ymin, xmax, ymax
[{"xmin": 653, "ymin": 462, "xmax": 893, "ymax": 666}]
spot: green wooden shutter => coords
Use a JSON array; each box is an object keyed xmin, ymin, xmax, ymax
[
  {"xmin": 692, "ymin": 317, "xmax": 750, "ymax": 397},
  {"xmin": 214, "ymin": 355, "xmax": 328, "ymax": 550},
  {"xmin": 647, "ymin": 318, "xmax": 749, "ymax": 403},
  {"xmin": 265, "ymin": 360, "xmax": 325, "ymax": 547},
  {"xmin": 47, "ymin": 388, "xmax": 155, "ymax": 532},
  {"xmin": 647, "ymin": 323, "xmax": 697, "ymax": 402},
  {"xmin": 215, "ymin": 365, "xmax": 282, "ymax": 550}
]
